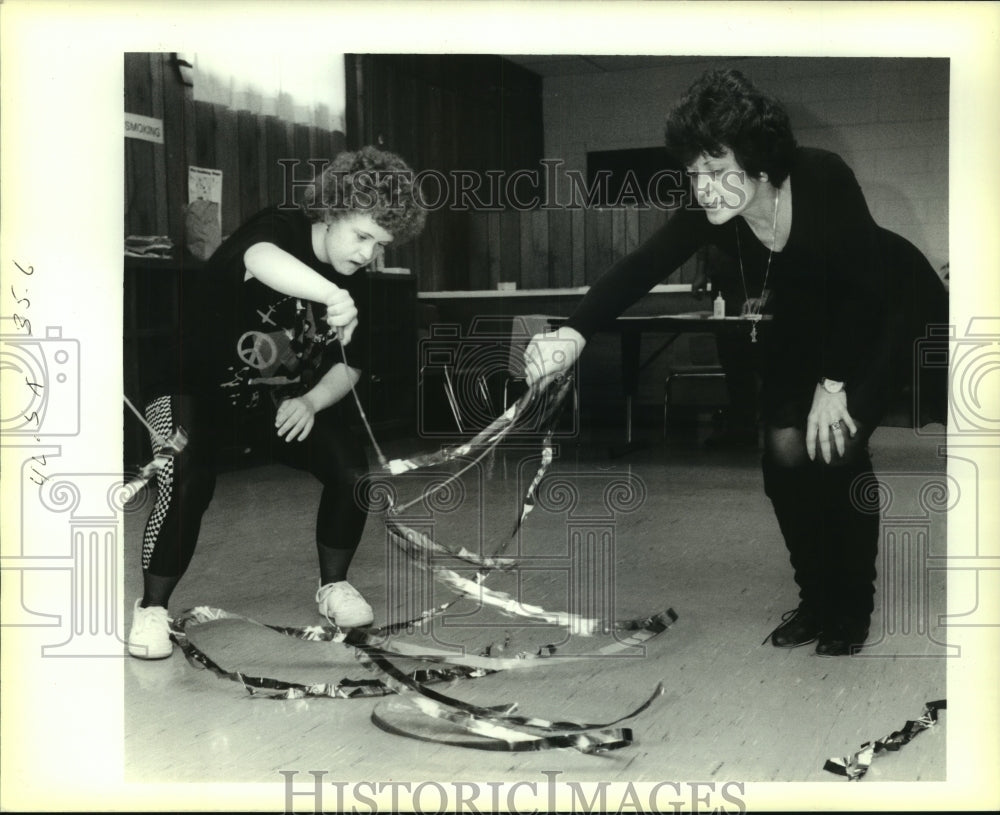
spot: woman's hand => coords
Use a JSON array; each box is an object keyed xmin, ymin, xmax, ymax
[
  {"xmin": 806, "ymin": 384, "xmax": 857, "ymax": 463},
  {"xmin": 324, "ymin": 285, "xmax": 358, "ymax": 346},
  {"xmin": 523, "ymin": 326, "xmax": 586, "ymax": 390},
  {"xmin": 275, "ymin": 396, "xmax": 317, "ymax": 442}
]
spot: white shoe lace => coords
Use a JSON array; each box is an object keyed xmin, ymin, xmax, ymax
[
  {"xmin": 132, "ymin": 604, "xmax": 169, "ymax": 636},
  {"xmin": 316, "ymin": 581, "xmax": 373, "ymax": 625}
]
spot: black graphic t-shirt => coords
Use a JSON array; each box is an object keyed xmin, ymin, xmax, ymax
[{"xmin": 164, "ymin": 207, "xmax": 369, "ymax": 411}]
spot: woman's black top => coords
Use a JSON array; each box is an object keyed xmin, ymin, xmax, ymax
[{"xmin": 565, "ymin": 147, "xmax": 948, "ymax": 427}]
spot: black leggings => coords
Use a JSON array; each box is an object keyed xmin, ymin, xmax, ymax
[
  {"xmin": 761, "ymin": 418, "xmax": 881, "ymax": 625},
  {"xmin": 141, "ymin": 394, "xmax": 370, "ymax": 579}
]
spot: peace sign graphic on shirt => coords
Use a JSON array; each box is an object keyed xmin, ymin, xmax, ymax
[{"xmin": 237, "ymin": 331, "xmax": 279, "ymax": 371}]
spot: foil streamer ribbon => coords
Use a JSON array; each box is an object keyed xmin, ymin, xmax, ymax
[
  {"xmin": 120, "ymin": 427, "xmax": 188, "ymax": 503},
  {"xmin": 370, "ymin": 697, "xmax": 638, "ymax": 753},
  {"xmin": 362, "ymin": 642, "xmax": 665, "ymax": 754},
  {"xmin": 375, "ymin": 376, "xmax": 606, "ymax": 635},
  {"xmin": 823, "ymin": 699, "xmax": 946, "ymax": 780},
  {"xmin": 168, "ymin": 605, "xmax": 672, "ymax": 753},
  {"xmin": 362, "ymin": 607, "xmax": 677, "ymax": 671},
  {"xmin": 169, "ymin": 606, "xmax": 491, "ymax": 700},
  {"xmin": 171, "ymin": 369, "xmax": 676, "ymax": 750},
  {"xmin": 171, "ymin": 604, "xmax": 678, "ymax": 683},
  {"xmin": 121, "ymin": 395, "xmax": 188, "ymax": 503}
]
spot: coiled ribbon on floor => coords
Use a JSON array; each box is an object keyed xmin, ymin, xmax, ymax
[{"xmin": 170, "ymin": 355, "xmax": 678, "ymax": 752}]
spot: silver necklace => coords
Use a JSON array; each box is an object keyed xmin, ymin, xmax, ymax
[{"xmin": 735, "ymin": 188, "xmax": 780, "ymax": 343}]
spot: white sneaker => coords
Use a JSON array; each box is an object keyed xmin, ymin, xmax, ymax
[
  {"xmin": 316, "ymin": 581, "xmax": 374, "ymax": 628},
  {"xmin": 128, "ymin": 599, "xmax": 173, "ymax": 659}
]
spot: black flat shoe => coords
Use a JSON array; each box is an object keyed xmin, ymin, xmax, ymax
[
  {"xmin": 815, "ymin": 621, "xmax": 869, "ymax": 656},
  {"xmin": 765, "ymin": 606, "xmax": 821, "ymax": 648}
]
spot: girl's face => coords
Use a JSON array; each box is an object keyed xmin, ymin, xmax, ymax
[
  {"xmin": 320, "ymin": 213, "xmax": 394, "ymax": 275},
  {"xmin": 686, "ymin": 149, "xmax": 766, "ymax": 225}
]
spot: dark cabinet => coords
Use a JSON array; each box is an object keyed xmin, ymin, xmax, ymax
[{"xmin": 123, "ymin": 256, "xmax": 193, "ymax": 468}]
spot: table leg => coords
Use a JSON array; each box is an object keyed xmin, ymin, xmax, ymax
[{"xmin": 621, "ymin": 330, "xmax": 641, "ymax": 443}]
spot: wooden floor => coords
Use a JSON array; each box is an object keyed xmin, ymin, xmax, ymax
[{"xmin": 123, "ymin": 420, "xmax": 948, "ymax": 791}]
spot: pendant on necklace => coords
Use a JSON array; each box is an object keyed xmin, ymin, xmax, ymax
[{"xmin": 750, "ymin": 323, "xmax": 758, "ymax": 343}]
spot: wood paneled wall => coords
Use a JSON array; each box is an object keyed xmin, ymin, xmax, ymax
[
  {"xmin": 346, "ymin": 54, "xmax": 700, "ymax": 292},
  {"xmin": 124, "ymin": 53, "xmax": 346, "ymax": 248},
  {"xmin": 346, "ymin": 54, "xmax": 545, "ymax": 291},
  {"xmin": 463, "ymin": 207, "xmax": 700, "ymax": 291}
]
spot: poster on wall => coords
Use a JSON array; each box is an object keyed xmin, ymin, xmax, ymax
[
  {"xmin": 188, "ymin": 166, "xmax": 223, "ymax": 224},
  {"xmin": 187, "ymin": 165, "xmax": 223, "ymax": 258}
]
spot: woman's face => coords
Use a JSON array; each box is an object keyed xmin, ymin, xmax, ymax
[{"xmin": 686, "ymin": 149, "xmax": 766, "ymax": 225}]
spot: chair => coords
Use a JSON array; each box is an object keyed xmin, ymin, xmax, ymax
[
  {"xmin": 417, "ymin": 312, "xmax": 538, "ymax": 435},
  {"xmin": 417, "ymin": 305, "xmax": 468, "ymax": 434},
  {"xmin": 662, "ymin": 333, "xmax": 728, "ymax": 436},
  {"xmin": 417, "ymin": 312, "xmax": 580, "ymax": 436}
]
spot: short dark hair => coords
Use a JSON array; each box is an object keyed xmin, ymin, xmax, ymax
[
  {"xmin": 664, "ymin": 69, "xmax": 797, "ymax": 186},
  {"xmin": 300, "ymin": 146, "xmax": 427, "ymax": 244}
]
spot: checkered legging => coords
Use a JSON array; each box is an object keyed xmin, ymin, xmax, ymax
[
  {"xmin": 141, "ymin": 395, "xmax": 176, "ymax": 571},
  {"xmin": 137, "ymin": 392, "xmax": 370, "ymax": 581}
]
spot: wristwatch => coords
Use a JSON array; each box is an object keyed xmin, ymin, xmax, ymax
[{"xmin": 820, "ymin": 377, "xmax": 845, "ymax": 394}]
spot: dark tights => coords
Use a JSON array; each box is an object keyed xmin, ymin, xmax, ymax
[
  {"xmin": 140, "ymin": 394, "xmax": 370, "ymax": 608},
  {"xmin": 761, "ymin": 421, "xmax": 881, "ymax": 628}
]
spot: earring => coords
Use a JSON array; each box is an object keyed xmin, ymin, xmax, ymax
[{"xmin": 759, "ymin": 172, "xmax": 769, "ymax": 183}]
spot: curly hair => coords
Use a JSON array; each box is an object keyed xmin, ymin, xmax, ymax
[
  {"xmin": 664, "ymin": 69, "xmax": 797, "ymax": 186},
  {"xmin": 300, "ymin": 146, "xmax": 427, "ymax": 244}
]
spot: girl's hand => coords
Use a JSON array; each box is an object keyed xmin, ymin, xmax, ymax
[
  {"xmin": 523, "ymin": 326, "xmax": 586, "ymax": 389},
  {"xmin": 324, "ymin": 286, "xmax": 358, "ymax": 346},
  {"xmin": 806, "ymin": 384, "xmax": 858, "ymax": 463},
  {"xmin": 275, "ymin": 396, "xmax": 317, "ymax": 442}
]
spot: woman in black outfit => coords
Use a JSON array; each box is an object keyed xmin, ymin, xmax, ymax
[{"xmin": 524, "ymin": 69, "xmax": 948, "ymax": 656}]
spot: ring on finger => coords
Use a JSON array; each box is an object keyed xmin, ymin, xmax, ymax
[{"xmin": 830, "ymin": 420, "xmax": 842, "ymax": 431}]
